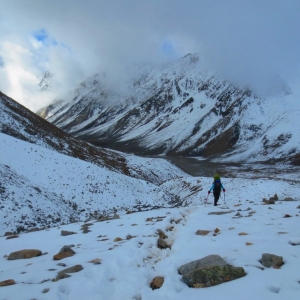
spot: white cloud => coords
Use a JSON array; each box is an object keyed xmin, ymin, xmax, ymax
[{"xmin": 0, "ymin": 0, "xmax": 299, "ymax": 111}]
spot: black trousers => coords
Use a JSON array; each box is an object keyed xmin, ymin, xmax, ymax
[{"xmin": 213, "ymin": 190, "xmax": 221, "ymax": 205}]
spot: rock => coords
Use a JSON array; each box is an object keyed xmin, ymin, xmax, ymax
[
  {"xmin": 53, "ymin": 252, "xmax": 74, "ymax": 260},
  {"xmin": 157, "ymin": 229, "xmax": 168, "ymax": 239},
  {"xmin": 7, "ymin": 249, "xmax": 42, "ymax": 260},
  {"xmin": 214, "ymin": 228, "xmax": 220, "ymax": 234},
  {"xmin": 238, "ymin": 232, "xmax": 248, "ymax": 236},
  {"xmin": 61, "ymin": 230, "xmax": 77, "ymax": 236},
  {"xmin": 195, "ymin": 230, "xmax": 210, "ymax": 236},
  {"xmin": 157, "ymin": 237, "xmax": 171, "ymax": 249},
  {"xmin": 246, "ymin": 242, "xmax": 253, "ymax": 246},
  {"xmin": 88, "ymin": 258, "xmax": 101, "ymax": 265},
  {"xmin": 6, "ymin": 235, "xmax": 19, "ymax": 240},
  {"xmin": 150, "ymin": 276, "xmax": 164, "ymax": 290},
  {"xmin": 114, "ymin": 237, "xmax": 123, "ymax": 242},
  {"xmin": 284, "ymin": 214, "xmax": 292, "ymax": 218},
  {"xmin": 283, "ymin": 197, "xmax": 294, "ymax": 201},
  {"xmin": 208, "ymin": 210, "xmax": 235, "ymax": 215},
  {"xmin": 178, "ymin": 255, "xmax": 227, "ymax": 275},
  {"xmin": 0, "ymin": 279, "xmax": 16, "ymax": 287},
  {"xmin": 179, "ymin": 255, "xmax": 245, "ymax": 288},
  {"xmin": 56, "ymin": 265, "xmax": 83, "ymax": 281},
  {"xmin": 53, "ymin": 245, "xmax": 75, "ymax": 260},
  {"xmin": 260, "ymin": 253, "xmax": 284, "ymax": 268},
  {"xmin": 4, "ymin": 232, "xmax": 14, "ymax": 236}
]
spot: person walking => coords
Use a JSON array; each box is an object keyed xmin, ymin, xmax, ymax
[{"xmin": 208, "ymin": 175, "xmax": 225, "ymax": 206}]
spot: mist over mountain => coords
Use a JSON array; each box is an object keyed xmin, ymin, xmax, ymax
[{"xmin": 38, "ymin": 54, "xmax": 300, "ymax": 165}]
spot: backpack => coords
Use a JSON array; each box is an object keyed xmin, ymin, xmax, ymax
[
  {"xmin": 213, "ymin": 174, "xmax": 221, "ymax": 191},
  {"xmin": 213, "ymin": 174, "xmax": 220, "ymax": 182}
]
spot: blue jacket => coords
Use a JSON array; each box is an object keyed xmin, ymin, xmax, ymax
[{"xmin": 209, "ymin": 182, "xmax": 225, "ymax": 192}]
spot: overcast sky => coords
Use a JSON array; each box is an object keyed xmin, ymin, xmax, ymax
[{"xmin": 0, "ymin": 0, "xmax": 299, "ymax": 111}]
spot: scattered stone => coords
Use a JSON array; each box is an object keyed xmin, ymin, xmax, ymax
[
  {"xmin": 53, "ymin": 252, "xmax": 74, "ymax": 260},
  {"xmin": 53, "ymin": 245, "xmax": 75, "ymax": 260},
  {"xmin": 146, "ymin": 217, "xmax": 153, "ymax": 222},
  {"xmin": 131, "ymin": 224, "xmax": 138, "ymax": 226},
  {"xmin": 27, "ymin": 227, "xmax": 40, "ymax": 233},
  {"xmin": 157, "ymin": 237, "xmax": 171, "ymax": 249},
  {"xmin": 289, "ymin": 240, "xmax": 300, "ymax": 246},
  {"xmin": 283, "ymin": 197, "xmax": 294, "ymax": 201},
  {"xmin": 88, "ymin": 258, "xmax": 101, "ymax": 264},
  {"xmin": 4, "ymin": 232, "xmax": 14, "ymax": 236},
  {"xmin": 157, "ymin": 229, "xmax": 168, "ymax": 239},
  {"xmin": 57, "ymin": 263, "xmax": 66, "ymax": 267},
  {"xmin": 277, "ymin": 232, "xmax": 288, "ymax": 234},
  {"xmin": 214, "ymin": 228, "xmax": 220, "ymax": 234},
  {"xmin": 208, "ymin": 210, "xmax": 235, "ymax": 215},
  {"xmin": 0, "ymin": 279, "xmax": 16, "ymax": 287},
  {"xmin": 61, "ymin": 230, "xmax": 77, "ymax": 236},
  {"xmin": 126, "ymin": 234, "xmax": 137, "ymax": 240},
  {"xmin": 233, "ymin": 212, "xmax": 242, "ymax": 218},
  {"xmin": 42, "ymin": 288, "xmax": 50, "ymax": 293},
  {"xmin": 246, "ymin": 242, "xmax": 253, "ymax": 246},
  {"xmin": 263, "ymin": 194, "xmax": 278, "ymax": 205},
  {"xmin": 297, "ymin": 205, "xmax": 300, "ymax": 209},
  {"xmin": 150, "ymin": 276, "xmax": 164, "ymax": 290},
  {"xmin": 166, "ymin": 226, "xmax": 174, "ymax": 232},
  {"xmin": 228, "ymin": 227, "xmax": 235, "ymax": 230},
  {"xmin": 178, "ymin": 255, "xmax": 246, "ymax": 288},
  {"xmin": 260, "ymin": 253, "xmax": 284, "ymax": 268},
  {"xmin": 195, "ymin": 230, "xmax": 210, "ymax": 236},
  {"xmin": 56, "ymin": 265, "xmax": 83, "ymax": 281},
  {"xmin": 6, "ymin": 235, "xmax": 19, "ymax": 240},
  {"xmin": 284, "ymin": 214, "xmax": 292, "ymax": 218},
  {"xmin": 7, "ymin": 249, "xmax": 42, "ymax": 260},
  {"xmin": 238, "ymin": 232, "xmax": 248, "ymax": 236},
  {"xmin": 114, "ymin": 237, "xmax": 123, "ymax": 242}
]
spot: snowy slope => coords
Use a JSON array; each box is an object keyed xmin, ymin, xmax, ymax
[
  {"xmin": 0, "ymin": 180, "xmax": 299, "ymax": 300},
  {"xmin": 39, "ymin": 54, "xmax": 300, "ymax": 164},
  {"xmin": 0, "ymin": 132, "xmax": 185, "ymax": 235}
]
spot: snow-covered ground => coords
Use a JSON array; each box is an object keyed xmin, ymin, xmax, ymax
[
  {"xmin": 1, "ymin": 195, "xmax": 299, "ymax": 299},
  {"xmin": 1, "ymin": 129, "xmax": 300, "ymax": 299}
]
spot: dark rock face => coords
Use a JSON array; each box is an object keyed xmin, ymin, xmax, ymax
[{"xmin": 178, "ymin": 255, "xmax": 246, "ymax": 288}]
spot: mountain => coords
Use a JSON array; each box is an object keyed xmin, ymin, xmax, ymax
[
  {"xmin": 38, "ymin": 54, "xmax": 300, "ymax": 165},
  {"xmin": 0, "ymin": 91, "xmax": 188, "ymax": 234}
]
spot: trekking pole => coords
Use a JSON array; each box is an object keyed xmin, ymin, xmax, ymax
[
  {"xmin": 224, "ymin": 192, "xmax": 226, "ymax": 205},
  {"xmin": 204, "ymin": 193, "xmax": 209, "ymax": 204}
]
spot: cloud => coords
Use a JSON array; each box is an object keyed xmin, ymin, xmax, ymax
[{"xmin": 0, "ymin": 0, "xmax": 300, "ymax": 111}]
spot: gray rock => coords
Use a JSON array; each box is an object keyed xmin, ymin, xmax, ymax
[
  {"xmin": 61, "ymin": 230, "xmax": 77, "ymax": 236},
  {"xmin": 59, "ymin": 245, "xmax": 75, "ymax": 254},
  {"xmin": 178, "ymin": 255, "xmax": 227, "ymax": 275},
  {"xmin": 157, "ymin": 237, "xmax": 171, "ymax": 249},
  {"xmin": 182, "ymin": 265, "xmax": 246, "ymax": 288},
  {"xmin": 260, "ymin": 253, "xmax": 284, "ymax": 268},
  {"xmin": 56, "ymin": 264, "xmax": 83, "ymax": 281},
  {"xmin": 178, "ymin": 255, "xmax": 246, "ymax": 288}
]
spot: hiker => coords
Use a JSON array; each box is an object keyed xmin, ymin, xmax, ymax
[{"xmin": 208, "ymin": 175, "xmax": 225, "ymax": 206}]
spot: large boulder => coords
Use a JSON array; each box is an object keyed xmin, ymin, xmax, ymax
[{"xmin": 178, "ymin": 255, "xmax": 246, "ymax": 288}]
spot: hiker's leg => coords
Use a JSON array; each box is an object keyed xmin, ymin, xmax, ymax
[{"xmin": 214, "ymin": 191, "xmax": 220, "ymax": 206}]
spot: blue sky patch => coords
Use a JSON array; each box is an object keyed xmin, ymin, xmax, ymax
[{"xmin": 33, "ymin": 29, "xmax": 58, "ymax": 46}]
